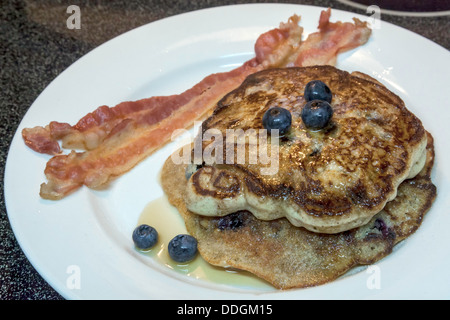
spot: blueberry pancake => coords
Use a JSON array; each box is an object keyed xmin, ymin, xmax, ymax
[
  {"xmin": 160, "ymin": 132, "xmax": 436, "ymax": 289},
  {"xmin": 183, "ymin": 66, "xmax": 428, "ymax": 233}
]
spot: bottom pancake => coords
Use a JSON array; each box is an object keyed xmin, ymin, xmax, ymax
[{"xmin": 160, "ymin": 132, "xmax": 436, "ymax": 289}]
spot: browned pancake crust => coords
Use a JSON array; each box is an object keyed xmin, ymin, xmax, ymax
[
  {"xmin": 185, "ymin": 66, "xmax": 428, "ymax": 233},
  {"xmin": 161, "ymin": 132, "xmax": 436, "ymax": 289}
]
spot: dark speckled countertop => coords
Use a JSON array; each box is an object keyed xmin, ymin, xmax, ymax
[{"xmin": 1, "ymin": 0, "xmax": 449, "ymax": 300}]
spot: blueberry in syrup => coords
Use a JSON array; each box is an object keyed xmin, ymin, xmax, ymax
[
  {"xmin": 168, "ymin": 234, "xmax": 198, "ymax": 263},
  {"xmin": 301, "ymin": 100, "xmax": 333, "ymax": 130},
  {"xmin": 304, "ymin": 80, "xmax": 332, "ymax": 103},
  {"xmin": 262, "ymin": 106, "xmax": 292, "ymax": 136},
  {"xmin": 132, "ymin": 224, "xmax": 158, "ymax": 250}
]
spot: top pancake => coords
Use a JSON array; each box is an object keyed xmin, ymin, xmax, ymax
[{"xmin": 184, "ymin": 66, "xmax": 427, "ymax": 233}]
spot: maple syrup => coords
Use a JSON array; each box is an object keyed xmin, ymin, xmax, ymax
[{"xmin": 136, "ymin": 196, "xmax": 273, "ymax": 290}]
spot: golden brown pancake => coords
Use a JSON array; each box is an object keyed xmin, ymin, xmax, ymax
[
  {"xmin": 160, "ymin": 132, "xmax": 436, "ymax": 289},
  {"xmin": 183, "ymin": 66, "xmax": 428, "ymax": 233}
]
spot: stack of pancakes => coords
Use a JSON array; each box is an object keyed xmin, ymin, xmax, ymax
[{"xmin": 161, "ymin": 66, "xmax": 436, "ymax": 289}]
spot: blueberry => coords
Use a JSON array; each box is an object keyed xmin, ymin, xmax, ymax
[
  {"xmin": 374, "ymin": 218, "xmax": 389, "ymax": 237},
  {"xmin": 217, "ymin": 211, "xmax": 247, "ymax": 231},
  {"xmin": 301, "ymin": 100, "xmax": 333, "ymax": 130},
  {"xmin": 262, "ymin": 107, "xmax": 292, "ymax": 136},
  {"xmin": 304, "ymin": 80, "xmax": 332, "ymax": 103},
  {"xmin": 132, "ymin": 224, "xmax": 158, "ymax": 250},
  {"xmin": 168, "ymin": 234, "xmax": 198, "ymax": 263}
]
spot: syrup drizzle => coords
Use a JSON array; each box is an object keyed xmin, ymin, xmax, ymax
[{"xmin": 136, "ymin": 196, "xmax": 272, "ymax": 290}]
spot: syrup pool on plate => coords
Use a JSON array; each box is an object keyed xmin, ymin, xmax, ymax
[{"xmin": 136, "ymin": 196, "xmax": 273, "ymax": 290}]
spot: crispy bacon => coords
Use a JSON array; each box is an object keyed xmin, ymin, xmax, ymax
[
  {"xmin": 22, "ymin": 73, "xmax": 258, "ymax": 156},
  {"xmin": 39, "ymin": 59, "xmax": 262, "ymax": 199},
  {"xmin": 23, "ymin": 16, "xmax": 303, "ymax": 156},
  {"xmin": 294, "ymin": 8, "xmax": 372, "ymax": 66},
  {"xmin": 23, "ymin": 126, "xmax": 62, "ymax": 155},
  {"xmin": 22, "ymin": 9, "xmax": 371, "ymax": 200},
  {"xmin": 254, "ymin": 14, "xmax": 303, "ymax": 68}
]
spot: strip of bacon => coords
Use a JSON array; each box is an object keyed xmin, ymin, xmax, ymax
[
  {"xmin": 23, "ymin": 9, "xmax": 371, "ymax": 200},
  {"xmin": 294, "ymin": 8, "xmax": 372, "ymax": 66},
  {"xmin": 254, "ymin": 14, "xmax": 303, "ymax": 68},
  {"xmin": 22, "ymin": 15, "xmax": 303, "ymax": 156},
  {"xmin": 39, "ymin": 59, "xmax": 263, "ymax": 199}
]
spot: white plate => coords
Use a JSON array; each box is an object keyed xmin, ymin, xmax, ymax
[{"xmin": 5, "ymin": 4, "xmax": 450, "ymax": 299}]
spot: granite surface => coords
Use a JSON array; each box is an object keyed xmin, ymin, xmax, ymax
[{"xmin": 1, "ymin": 0, "xmax": 448, "ymax": 300}]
